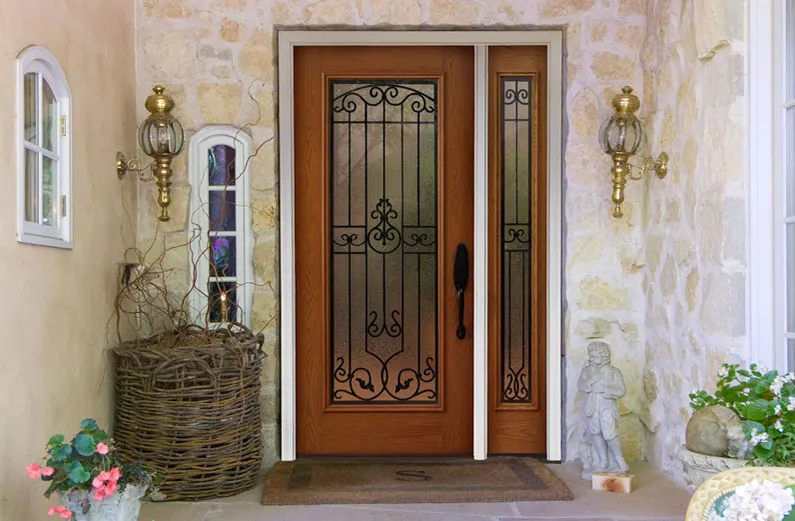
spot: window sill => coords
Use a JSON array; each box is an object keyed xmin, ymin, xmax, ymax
[{"xmin": 17, "ymin": 232, "xmax": 73, "ymax": 250}]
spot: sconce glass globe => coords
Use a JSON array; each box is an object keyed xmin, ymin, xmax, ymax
[
  {"xmin": 599, "ymin": 113, "xmax": 643, "ymax": 155},
  {"xmin": 138, "ymin": 86, "xmax": 185, "ymax": 158},
  {"xmin": 599, "ymin": 86, "xmax": 644, "ymax": 156}
]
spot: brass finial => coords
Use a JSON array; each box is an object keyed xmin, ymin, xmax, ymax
[
  {"xmin": 144, "ymin": 85, "xmax": 175, "ymax": 115},
  {"xmin": 612, "ymin": 86, "xmax": 640, "ymax": 115}
]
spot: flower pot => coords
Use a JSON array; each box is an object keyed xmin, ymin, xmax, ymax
[
  {"xmin": 679, "ymin": 445, "xmax": 748, "ymax": 491},
  {"xmin": 59, "ymin": 485, "xmax": 146, "ymax": 521}
]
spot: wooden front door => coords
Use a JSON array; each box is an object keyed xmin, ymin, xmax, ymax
[
  {"xmin": 295, "ymin": 46, "xmax": 475, "ymax": 455},
  {"xmin": 294, "ymin": 45, "xmax": 547, "ymax": 456}
]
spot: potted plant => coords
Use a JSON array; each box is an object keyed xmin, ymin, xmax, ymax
[
  {"xmin": 683, "ymin": 363, "xmax": 795, "ymax": 488},
  {"xmin": 26, "ymin": 418, "xmax": 159, "ymax": 521}
]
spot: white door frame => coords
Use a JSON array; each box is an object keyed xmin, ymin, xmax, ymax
[{"xmin": 278, "ymin": 30, "xmax": 564, "ymax": 461}]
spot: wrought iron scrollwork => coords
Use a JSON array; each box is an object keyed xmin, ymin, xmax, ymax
[
  {"xmin": 330, "ymin": 80, "xmax": 439, "ymax": 404},
  {"xmin": 501, "ymin": 77, "xmax": 533, "ymax": 404}
]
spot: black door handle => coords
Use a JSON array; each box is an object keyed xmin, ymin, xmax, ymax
[{"xmin": 453, "ymin": 243, "xmax": 469, "ymax": 340}]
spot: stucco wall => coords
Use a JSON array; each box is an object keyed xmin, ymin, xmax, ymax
[
  {"xmin": 640, "ymin": 0, "xmax": 748, "ymax": 481},
  {"xmin": 135, "ymin": 0, "xmax": 654, "ymax": 466},
  {"xmin": 0, "ymin": 0, "xmax": 138, "ymax": 519}
]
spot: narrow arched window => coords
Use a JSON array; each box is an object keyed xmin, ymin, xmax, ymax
[
  {"xmin": 17, "ymin": 46, "xmax": 72, "ymax": 248},
  {"xmin": 189, "ymin": 126, "xmax": 253, "ymax": 327}
]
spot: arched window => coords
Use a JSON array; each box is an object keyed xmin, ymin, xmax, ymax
[
  {"xmin": 189, "ymin": 126, "xmax": 254, "ymax": 328},
  {"xmin": 17, "ymin": 46, "xmax": 72, "ymax": 248}
]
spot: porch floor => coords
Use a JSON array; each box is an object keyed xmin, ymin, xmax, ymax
[{"xmin": 138, "ymin": 462, "xmax": 691, "ymax": 521}]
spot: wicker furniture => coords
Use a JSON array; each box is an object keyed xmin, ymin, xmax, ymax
[
  {"xmin": 112, "ymin": 327, "xmax": 264, "ymax": 501},
  {"xmin": 685, "ymin": 467, "xmax": 795, "ymax": 521}
]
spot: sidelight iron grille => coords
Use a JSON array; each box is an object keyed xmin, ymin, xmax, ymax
[
  {"xmin": 501, "ymin": 77, "xmax": 533, "ymax": 404},
  {"xmin": 329, "ymin": 80, "xmax": 439, "ymax": 404}
]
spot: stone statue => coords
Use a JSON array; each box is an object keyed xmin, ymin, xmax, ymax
[{"xmin": 578, "ymin": 341, "xmax": 630, "ymax": 479}]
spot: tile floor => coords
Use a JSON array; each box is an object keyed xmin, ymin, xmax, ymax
[{"xmin": 138, "ymin": 462, "xmax": 692, "ymax": 521}]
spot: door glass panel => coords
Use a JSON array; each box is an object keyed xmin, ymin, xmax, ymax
[
  {"xmin": 330, "ymin": 79, "xmax": 439, "ymax": 404},
  {"xmin": 501, "ymin": 77, "xmax": 533, "ymax": 404},
  {"xmin": 25, "ymin": 149, "xmax": 39, "ymax": 223}
]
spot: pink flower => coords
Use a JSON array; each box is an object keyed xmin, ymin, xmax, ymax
[
  {"xmin": 41, "ymin": 467, "xmax": 54, "ymax": 477},
  {"xmin": 49, "ymin": 506, "xmax": 68, "ymax": 517},
  {"xmin": 108, "ymin": 467, "xmax": 121, "ymax": 481},
  {"xmin": 92, "ymin": 476, "xmax": 104, "ymax": 488},
  {"xmin": 95, "ymin": 443, "xmax": 109, "ymax": 455},
  {"xmin": 26, "ymin": 463, "xmax": 41, "ymax": 479},
  {"xmin": 93, "ymin": 489, "xmax": 105, "ymax": 501}
]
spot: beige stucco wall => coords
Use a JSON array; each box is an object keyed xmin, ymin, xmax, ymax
[
  {"xmin": 0, "ymin": 0, "xmax": 138, "ymax": 519},
  {"xmin": 640, "ymin": 0, "xmax": 748, "ymax": 480},
  {"xmin": 135, "ymin": 0, "xmax": 654, "ymax": 467}
]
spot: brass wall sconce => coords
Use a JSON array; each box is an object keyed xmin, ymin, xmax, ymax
[
  {"xmin": 117, "ymin": 86, "xmax": 185, "ymax": 222},
  {"xmin": 599, "ymin": 86, "xmax": 668, "ymax": 218}
]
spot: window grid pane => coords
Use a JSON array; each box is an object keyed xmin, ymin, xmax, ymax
[
  {"xmin": 24, "ymin": 73, "xmax": 38, "ymax": 144},
  {"xmin": 42, "ymin": 157, "xmax": 56, "ymax": 227},
  {"xmin": 788, "ymin": 0, "xmax": 795, "ymax": 100},
  {"xmin": 787, "ymin": 108, "xmax": 795, "ymax": 216},
  {"xmin": 41, "ymin": 80, "xmax": 57, "ymax": 153},
  {"xmin": 24, "ymin": 149, "xmax": 39, "ymax": 223}
]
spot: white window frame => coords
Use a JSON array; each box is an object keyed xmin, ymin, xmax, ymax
[
  {"xmin": 16, "ymin": 46, "xmax": 72, "ymax": 249},
  {"xmin": 277, "ymin": 31, "xmax": 563, "ymax": 462},
  {"xmin": 748, "ymin": 0, "xmax": 789, "ymax": 371},
  {"xmin": 188, "ymin": 125, "xmax": 254, "ymax": 329}
]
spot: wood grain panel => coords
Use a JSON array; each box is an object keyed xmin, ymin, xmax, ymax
[
  {"xmin": 487, "ymin": 46, "xmax": 548, "ymax": 455},
  {"xmin": 295, "ymin": 46, "xmax": 474, "ymax": 455}
]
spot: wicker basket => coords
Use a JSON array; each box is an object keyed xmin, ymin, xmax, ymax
[{"xmin": 112, "ymin": 326, "xmax": 265, "ymax": 501}]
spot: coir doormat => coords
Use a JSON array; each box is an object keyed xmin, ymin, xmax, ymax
[{"xmin": 261, "ymin": 457, "xmax": 573, "ymax": 505}]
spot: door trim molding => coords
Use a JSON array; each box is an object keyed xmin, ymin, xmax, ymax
[{"xmin": 278, "ymin": 30, "xmax": 564, "ymax": 462}]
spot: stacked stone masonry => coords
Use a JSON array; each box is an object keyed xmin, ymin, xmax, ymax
[{"xmin": 135, "ymin": 0, "xmax": 748, "ymax": 482}]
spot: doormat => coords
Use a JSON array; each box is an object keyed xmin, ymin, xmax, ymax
[{"xmin": 261, "ymin": 457, "xmax": 573, "ymax": 505}]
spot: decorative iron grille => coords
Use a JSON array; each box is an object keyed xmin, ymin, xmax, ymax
[
  {"xmin": 501, "ymin": 77, "xmax": 534, "ymax": 404},
  {"xmin": 329, "ymin": 80, "xmax": 439, "ymax": 404}
]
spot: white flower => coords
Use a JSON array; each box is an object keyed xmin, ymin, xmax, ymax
[
  {"xmin": 788, "ymin": 396, "xmax": 795, "ymax": 412},
  {"xmin": 775, "ymin": 404, "xmax": 783, "ymax": 415},
  {"xmin": 723, "ymin": 479, "xmax": 795, "ymax": 521},
  {"xmin": 750, "ymin": 429, "xmax": 770, "ymax": 446},
  {"xmin": 770, "ymin": 374, "xmax": 792, "ymax": 397},
  {"xmin": 775, "ymin": 420, "xmax": 784, "ymax": 432}
]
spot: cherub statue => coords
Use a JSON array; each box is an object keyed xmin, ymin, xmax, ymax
[{"xmin": 578, "ymin": 341, "xmax": 629, "ymax": 479}]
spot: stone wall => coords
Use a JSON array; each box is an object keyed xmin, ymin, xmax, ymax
[
  {"xmin": 639, "ymin": 0, "xmax": 748, "ymax": 481},
  {"xmin": 135, "ymin": 0, "xmax": 654, "ymax": 465}
]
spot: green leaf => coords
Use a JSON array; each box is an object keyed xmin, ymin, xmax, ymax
[
  {"xmin": 754, "ymin": 444, "xmax": 774, "ymax": 459},
  {"xmin": 74, "ymin": 434, "xmax": 96, "ymax": 457},
  {"xmin": 51, "ymin": 443, "xmax": 73, "ymax": 462},
  {"xmin": 744, "ymin": 400, "xmax": 770, "ymax": 421},
  {"xmin": 67, "ymin": 463, "xmax": 90, "ymax": 484},
  {"xmin": 47, "ymin": 434, "xmax": 65, "ymax": 447},
  {"xmin": 80, "ymin": 418, "xmax": 98, "ymax": 432},
  {"xmin": 743, "ymin": 420, "xmax": 767, "ymax": 437}
]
